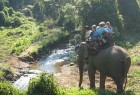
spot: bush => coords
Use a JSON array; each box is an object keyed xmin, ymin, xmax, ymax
[
  {"xmin": 11, "ymin": 37, "xmax": 32, "ymax": 55},
  {"xmin": 0, "ymin": 65, "xmax": 14, "ymax": 81},
  {"xmin": 6, "ymin": 14, "xmax": 22, "ymax": 27},
  {"xmin": 69, "ymin": 33, "xmax": 81, "ymax": 45},
  {"xmin": 63, "ymin": 20, "xmax": 75, "ymax": 31},
  {"xmin": 0, "ymin": 11, "xmax": 6, "ymax": 26},
  {"xmin": 8, "ymin": 7, "xmax": 14, "ymax": 16},
  {"xmin": 22, "ymin": 8, "xmax": 32, "ymax": 16},
  {"xmin": 0, "ymin": 82, "xmax": 24, "ymax": 95},
  {"xmin": 3, "ymin": 7, "xmax": 9, "ymax": 17},
  {"xmin": 10, "ymin": 16, "xmax": 22, "ymax": 27},
  {"xmin": 27, "ymin": 73, "xmax": 61, "ymax": 95}
]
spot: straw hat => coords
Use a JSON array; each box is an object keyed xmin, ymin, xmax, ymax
[
  {"xmin": 99, "ymin": 21, "xmax": 105, "ymax": 26},
  {"xmin": 92, "ymin": 24, "xmax": 96, "ymax": 29}
]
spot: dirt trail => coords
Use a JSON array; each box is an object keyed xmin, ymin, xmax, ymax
[
  {"xmin": 55, "ymin": 64, "xmax": 116, "ymax": 92},
  {"xmin": 55, "ymin": 64, "xmax": 140, "ymax": 93},
  {"xmin": 18, "ymin": 43, "xmax": 38, "ymax": 58}
]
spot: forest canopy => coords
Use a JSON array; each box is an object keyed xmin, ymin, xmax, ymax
[{"xmin": 0, "ymin": 0, "xmax": 139, "ymax": 33}]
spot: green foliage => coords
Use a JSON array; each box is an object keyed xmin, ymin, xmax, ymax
[
  {"xmin": 0, "ymin": 0, "xmax": 7, "ymax": 11},
  {"xmin": 76, "ymin": 0, "xmax": 124, "ymax": 34},
  {"xmin": 43, "ymin": 0, "xmax": 60, "ymax": 20},
  {"xmin": 43, "ymin": 18, "xmax": 57, "ymax": 29},
  {"xmin": 11, "ymin": 37, "xmax": 32, "ymax": 55},
  {"xmin": 131, "ymin": 53, "xmax": 140, "ymax": 65},
  {"xmin": 118, "ymin": 0, "xmax": 140, "ymax": 32},
  {"xmin": 0, "ymin": 11, "xmax": 6, "ymax": 26},
  {"xmin": 27, "ymin": 73, "xmax": 61, "ymax": 95},
  {"xmin": 69, "ymin": 33, "xmax": 81, "ymax": 45},
  {"xmin": 62, "ymin": 4, "xmax": 76, "ymax": 31},
  {"xmin": 31, "ymin": 28, "xmax": 69, "ymax": 54},
  {"xmin": 62, "ymin": 88, "xmax": 96, "ymax": 95},
  {"xmin": 9, "ymin": 20, "xmax": 39, "ymax": 55},
  {"xmin": 0, "ymin": 69, "xmax": 4, "ymax": 81},
  {"xmin": 115, "ymin": 32, "xmax": 140, "ymax": 65},
  {"xmin": 0, "ymin": 82, "xmax": 24, "ymax": 95},
  {"xmin": 0, "ymin": 7, "xmax": 22, "ymax": 27},
  {"xmin": 127, "ymin": 67, "xmax": 140, "ymax": 95},
  {"xmin": 3, "ymin": 7, "xmax": 9, "ymax": 17},
  {"xmin": 61, "ymin": 88, "xmax": 119, "ymax": 95},
  {"xmin": 32, "ymin": 2, "xmax": 44, "ymax": 21},
  {"xmin": 8, "ymin": 0, "xmax": 30, "ymax": 10},
  {"xmin": 22, "ymin": 8, "xmax": 32, "ymax": 17},
  {"xmin": 8, "ymin": 15, "xmax": 22, "ymax": 27},
  {"xmin": 8, "ymin": 7, "xmax": 14, "ymax": 16},
  {"xmin": 0, "ymin": 64, "xmax": 14, "ymax": 81}
]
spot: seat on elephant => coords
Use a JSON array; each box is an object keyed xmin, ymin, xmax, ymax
[{"xmin": 88, "ymin": 40, "xmax": 111, "ymax": 56}]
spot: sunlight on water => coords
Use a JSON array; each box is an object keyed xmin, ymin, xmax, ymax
[
  {"xmin": 13, "ymin": 45, "xmax": 75, "ymax": 90},
  {"xmin": 38, "ymin": 46, "xmax": 75, "ymax": 73}
]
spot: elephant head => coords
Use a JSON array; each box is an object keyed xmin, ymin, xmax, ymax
[{"xmin": 77, "ymin": 42, "xmax": 87, "ymax": 88}]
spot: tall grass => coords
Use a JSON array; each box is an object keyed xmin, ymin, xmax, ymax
[{"xmin": 30, "ymin": 28, "xmax": 69, "ymax": 54}]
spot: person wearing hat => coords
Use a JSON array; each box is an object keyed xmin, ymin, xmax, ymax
[
  {"xmin": 96, "ymin": 21, "xmax": 108, "ymax": 36},
  {"xmin": 84, "ymin": 25, "xmax": 92, "ymax": 42},
  {"xmin": 96, "ymin": 21, "xmax": 109, "ymax": 48},
  {"xmin": 90, "ymin": 24, "xmax": 98, "ymax": 41},
  {"xmin": 105, "ymin": 21, "xmax": 114, "ymax": 45},
  {"xmin": 105, "ymin": 21, "xmax": 114, "ymax": 35},
  {"xmin": 82, "ymin": 25, "xmax": 92, "ymax": 60}
]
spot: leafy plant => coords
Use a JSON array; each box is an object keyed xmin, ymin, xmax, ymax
[
  {"xmin": 0, "ymin": 11, "xmax": 6, "ymax": 26},
  {"xmin": 0, "ymin": 82, "xmax": 24, "ymax": 95},
  {"xmin": 0, "ymin": 64, "xmax": 14, "ymax": 81},
  {"xmin": 27, "ymin": 73, "xmax": 61, "ymax": 95}
]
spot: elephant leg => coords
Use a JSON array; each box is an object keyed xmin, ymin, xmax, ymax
[
  {"xmin": 113, "ymin": 78, "xmax": 124, "ymax": 93},
  {"xmin": 116, "ymin": 81, "xmax": 124, "ymax": 93},
  {"xmin": 78, "ymin": 58, "xmax": 84, "ymax": 88},
  {"xmin": 88, "ymin": 65, "xmax": 96, "ymax": 89},
  {"xmin": 100, "ymin": 73, "xmax": 106, "ymax": 90}
]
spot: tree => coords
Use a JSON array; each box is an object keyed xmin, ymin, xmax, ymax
[
  {"xmin": 0, "ymin": 11, "xmax": 6, "ymax": 26},
  {"xmin": 0, "ymin": 0, "xmax": 7, "ymax": 11},
  {"xmin": 76, "ymin": 0, "xmax": 124, "ymax": 34},
  {"xmin": 118, "ymin": 0, "xmax": 140, "ymax": 32}
]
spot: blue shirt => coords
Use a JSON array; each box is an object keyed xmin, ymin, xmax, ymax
[
  {"xmin": 96, "ymin": 27, "xmax": 105, "ymax": 36},
  {"xmin": 91, "ymin": 30, "xmax": 98, "ymax": 40},
  {"xmin": 105, "ymin": 27, "xmax": 113, "ymax": 33}
]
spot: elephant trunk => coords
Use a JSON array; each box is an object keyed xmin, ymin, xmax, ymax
[
  {"xmin": 77, "ymin": 42, "xmax": 86, "ymax": 88},
  {"xmin": 78, "ymin": 58, "xmax": 84, "ymax": 88}
]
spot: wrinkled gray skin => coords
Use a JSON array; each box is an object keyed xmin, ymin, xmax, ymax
[{"xmin": 77, "ymin": 43, "xmax": 131, "ymax": 93}]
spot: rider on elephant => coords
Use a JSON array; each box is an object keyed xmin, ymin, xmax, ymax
[
  {"xmin": 82, "ymin": 25, "xmax": 92, "ymax": 60},
  {"xmin": 105, "ymin": 21, "xmax": 115, "ymax": 45},
  {"xmin": 96, "ymin": 21, "xmax": 113, "ymax": 48},
  {"xmin": 84, "ymin": 25, "xmax": 92, "ymax": 42}
]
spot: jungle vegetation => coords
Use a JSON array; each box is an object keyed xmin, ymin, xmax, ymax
[{"xmin": 0, "ymin": 0, "xmax": 140, "ymax": 95}]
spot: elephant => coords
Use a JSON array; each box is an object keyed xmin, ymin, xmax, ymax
[{"xmin": 77, "ymin": 42, "xmax": 131, "ymax": 93}]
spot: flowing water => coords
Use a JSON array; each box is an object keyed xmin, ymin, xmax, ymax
[{"xmin": 13, "ymin": 44, "xmax": 76, "ymax": 90}]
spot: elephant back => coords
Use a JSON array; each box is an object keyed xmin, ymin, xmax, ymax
[
  {"xmin": 113, "ymin": 46, "xmax": 131, "ymax": 77},
  {"xmin": 93, "ymin": 45, "xmax": 131, "ymax": 76}
]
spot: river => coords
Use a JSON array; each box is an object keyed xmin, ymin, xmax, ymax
[{"xmin": 13, "ymin": 44, "xmax": 76, "ymax": 90}]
